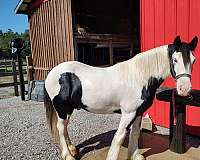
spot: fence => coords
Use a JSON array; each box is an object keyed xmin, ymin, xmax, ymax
[{"xmin": 0, "ymin": 59, "xmax": 27, "ymax": 95}]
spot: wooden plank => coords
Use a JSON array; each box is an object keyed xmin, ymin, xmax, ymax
[
  {"xmin": 39, "ymin": 4, "xmax": 46, "ymax": 80},
  {"xmin": 109, "ymin": 40, "xmax": 113, "ymax": 65},
  {"xmin": 156, "ymin": 87, "xmax": 200, "ymax": 107},
  {"xmin": 60, "ymin": 0, "xmax": 65, "ymax": 62},
  {"xmin": 66, "ymin": 0, "xmax": 75, "ymax": 60},
  {"xmin": 0, "ymin": 71, "xmax": 27, "ymax": 77},
  {"xmin": 34, "ymin": 9, "xmax": 40, "ymax": 80},
  {"xmin": 62, "ymin": 0, "xmax": 68, "ymax": 61},
  {"xmin": 42, "ymin": 3, "xmax": 47, "ymax": 71},
  {"xmin": 53, "ymin": 0, "xmax": 59, "ymax": 65},
  {"xmin": 46, "ymin": 2, "xmax": 52, "ymax": 69},
  {"xmin": 0, "ymin": 62, "xmax": 13, "ymax": 67},
  {"xmin": 49, "ymin": 0, "xmax": 56, "ymax": 67},
  {"xmin": 0, "ymin": 81, "xmax": 28, "ymax": 88}
]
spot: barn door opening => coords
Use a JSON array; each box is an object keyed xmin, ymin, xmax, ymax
[{"xmin": 72, "ymin": 0, "xmax": 140, "ymax": 66}]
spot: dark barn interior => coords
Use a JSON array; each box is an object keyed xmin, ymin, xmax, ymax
[{"xmin": 72, "ymin": 0, "xmax": 140, "ymax": 66}]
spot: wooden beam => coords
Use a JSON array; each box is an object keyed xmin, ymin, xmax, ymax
[
  {"xmin": 156, "ymin": 87, "xmax": 200, "ymax": 154},
  {"xmin": 156, "ymin": 87, "xmax": 200, "ymax": 107},
  {"xmin": 0, "ymin": 81, "xmax": 28, "ymax": 88},
  {"xmin": 109, "ymin": 40, "xmax": 113, "ymax": 65}
]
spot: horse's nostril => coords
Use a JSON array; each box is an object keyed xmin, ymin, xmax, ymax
[{"xmin": 179, "ymin": 85, "xmax": 184, "ymax": 92}]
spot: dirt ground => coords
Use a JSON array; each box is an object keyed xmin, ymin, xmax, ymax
[
  {"xmin": 0, "ymin": 75, "xmax": 27, "ymax": 99},
  {"xmin": 83, "ymin": 132, "xmax": 200, "ymax": 160},
  {"xmin": 0, "ymin": 86, "xmax": 200, "ymax": 160}
]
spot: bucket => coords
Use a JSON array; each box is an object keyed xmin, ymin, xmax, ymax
[{"xmin": 28, "ymin": 80, "xmax": 44, "ymax": 102}]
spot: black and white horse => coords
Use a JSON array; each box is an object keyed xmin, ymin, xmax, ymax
[{"xmin": 44, "ymin": 36, "xmax": 198, "ymax": 160}]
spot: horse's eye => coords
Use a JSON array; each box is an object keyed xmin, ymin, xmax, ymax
[{"xmin": 173, "ymin": 58, "xmax": 178, "ymax": 63}]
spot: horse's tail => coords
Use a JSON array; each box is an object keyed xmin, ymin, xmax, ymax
[{"xmin": 44, "ymin": 84, "xmax": 59, "ymax": 144}]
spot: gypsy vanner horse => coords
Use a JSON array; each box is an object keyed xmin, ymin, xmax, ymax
[{"xmin": 44, "ymin": 36, "xmax": 198, "ymax": 160}]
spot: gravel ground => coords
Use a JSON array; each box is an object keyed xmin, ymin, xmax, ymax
[
  {"xmin": 0, "ymin": 96, "xmax": 121, "ymax": 160},
  {"xmin": 0, "ymin": 96, "xmax": 199, "ymax": 160},
  {"xmin": 0, "ymin": 86, "xmax": 16, "ymax": 99}
]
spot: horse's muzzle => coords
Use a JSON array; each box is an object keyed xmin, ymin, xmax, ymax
[{"xmin": 176, "ymin": 77, "xmax": 192, "ymax": 96}]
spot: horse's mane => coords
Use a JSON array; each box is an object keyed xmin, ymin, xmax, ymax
[{"xmin": 117, "ymin": 45, "xmax": 170, "ymax": 85}]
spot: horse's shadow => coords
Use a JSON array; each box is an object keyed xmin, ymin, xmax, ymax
[
  {"xmin": 76, "ymin": 130, "xmax": 118, "ymax": 159},
  {"xmin": 76, "ymin": 129, "xmax": 167, "ymax": 159},
  {"xmin": 76, "ymin": 129, "xmax": 200, "ymax": 159}
]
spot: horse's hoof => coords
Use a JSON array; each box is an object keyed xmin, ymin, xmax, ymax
[
  {"xmin": 134, "ymin": 154, "xmax": 145, "ymax": 160},
  {"xmin": 68, "ymin": 145, "xmax": 78, "ymax": 157},
  {"xmin": 65, "ymin": 155, "xmax": 75, "ymax": 160}
]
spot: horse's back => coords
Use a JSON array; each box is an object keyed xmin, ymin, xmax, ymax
[{"xmin": 45, "ymin": 61, "xmax": 110, "ymax": 99}]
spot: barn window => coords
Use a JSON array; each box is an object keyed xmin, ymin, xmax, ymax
[{"xmin": 72, "ymin": 0, "xmax": 140, "ymax": 66}]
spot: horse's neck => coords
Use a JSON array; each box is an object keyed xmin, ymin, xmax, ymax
[
  {"xmin": 139, "ymin": 45, "xmax": 170, "ymax": 80},
  {"xmin": 119, "ymin": 45, "xmax": 171, "ymax": 84}
]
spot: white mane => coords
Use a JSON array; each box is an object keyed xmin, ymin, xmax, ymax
[{"xmin": 117, "ymin": 45, "xmax": 170, "ymax": 85}]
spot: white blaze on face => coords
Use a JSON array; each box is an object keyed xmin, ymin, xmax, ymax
[{"xmin": 172, "ymin": 51, "xmax": 195, "ymax": 96}]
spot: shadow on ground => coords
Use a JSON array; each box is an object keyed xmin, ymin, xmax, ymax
[{"xmin": 77, "ymin": 129, "xmax": 200, "ymax": 159}]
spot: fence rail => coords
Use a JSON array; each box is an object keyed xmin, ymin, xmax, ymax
[
  {"xmin": 0, "ymin": 81, "xmax": 28, "ymax": 88},
  {"xmin": 0, "ymin": 71, "xmax": 27, "ymax": 77}
]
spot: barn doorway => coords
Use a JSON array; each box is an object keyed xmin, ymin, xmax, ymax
[{"xmin": 72, "ymin": 0, "xmax": 140, "ymax": 66}]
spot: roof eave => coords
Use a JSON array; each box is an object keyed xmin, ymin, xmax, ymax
[{"xmin": 15, "ymin": 0, "xmax": 32, "ymax": 15}]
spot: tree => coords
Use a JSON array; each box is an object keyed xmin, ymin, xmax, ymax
[{"xmin": 0, "ymin": 29, "xmax": 31, "ymax": 59}]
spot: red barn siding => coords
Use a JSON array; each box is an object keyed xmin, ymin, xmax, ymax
[{"xmin": 140, "ymin": 0, "xmax": 200, "ymax": 136}]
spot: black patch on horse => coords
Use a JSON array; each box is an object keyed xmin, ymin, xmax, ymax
[
  {"xmin": 126, "ymin": 77, "xmax": 163, "ymax": 130},
  {"xmin": 52, "ymin": 72, "xmax": 87, "ymax": 119}
]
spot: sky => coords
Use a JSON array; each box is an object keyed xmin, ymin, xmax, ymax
[{"xmin": 0, "ymin": 0, "xmax": 28, "ymax": 33}]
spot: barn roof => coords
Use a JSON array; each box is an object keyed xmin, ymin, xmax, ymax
[{"xmin": 15, "ymin": 0, "xmax": 32, "ymax": 14}]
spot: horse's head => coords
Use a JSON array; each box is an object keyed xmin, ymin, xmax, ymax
[{"xmin": 168, "ymin": 36, "xmax": 198, "ymax": 96}]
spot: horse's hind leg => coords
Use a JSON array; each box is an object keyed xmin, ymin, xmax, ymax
[
  {"xmin": 128, "ymin": 115, "xmax": 145, "ymax": 160},
  {"xmin": 57, "ymin": 115, "xmax": 75, "ymax": 160},
  {"xmin": 64, "ymin": 116, "xmax": 78, "ymax": 157}
]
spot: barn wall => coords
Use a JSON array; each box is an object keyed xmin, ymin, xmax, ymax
[
  {"xmin": 141, "ymin": 0, "xmax": 200, "ymax": 136},
  {"xmin": 29, "ymin": 0, "xmax": 74, "ymax": 80}
]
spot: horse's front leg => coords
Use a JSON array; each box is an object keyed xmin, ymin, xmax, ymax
[
  {"xmin": 128, "ymin": 115, "xmax": 145, "ymax": 160},
  {"xmin": 57, "ymin": 116, "xmax": 75, "ymax": 160},
  {"xmin": 106, "ymin": 112, "xmax": 136, "ymax": 160}
]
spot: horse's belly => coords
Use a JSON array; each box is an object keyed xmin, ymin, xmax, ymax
[
  {"xmin": 85, "ymin": 105, "xmax": 120, "ymax": 114},
  {"xmin": 81, "ymin": 88, "xmax": 121, "ymax": 114}
]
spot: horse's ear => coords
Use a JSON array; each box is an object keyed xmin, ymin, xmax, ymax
[
  {"xmin": 173, "ymin": 36, "xmax": 181, "ymax": 47},
  {"xmin": 189, "ymin": 36, "xmax": 198, "ymax": 51}
]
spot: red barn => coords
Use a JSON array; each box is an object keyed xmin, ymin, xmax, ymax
[
  {"xmin": 16, "ymin": 0, "xmax": 200, "ymax": 136},
  {"xmin": 141, "ymin": 0, "xmax": 200, "ymax": 136}
]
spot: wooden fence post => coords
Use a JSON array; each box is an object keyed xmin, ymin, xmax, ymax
[
  {"xmin": 155, "ymin": 87, "xmax": 200, "ymax": 154},
  {"xmin": 169, "ymin": 101, "xmax": 186, "ymax": 153},
  {"xmin": 17, "ymin": 52, "xmax": 25, "ymax": 101},
  {"xmin": 12, "ymin": 58, "xmax": 19, "ymax": 96}
]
